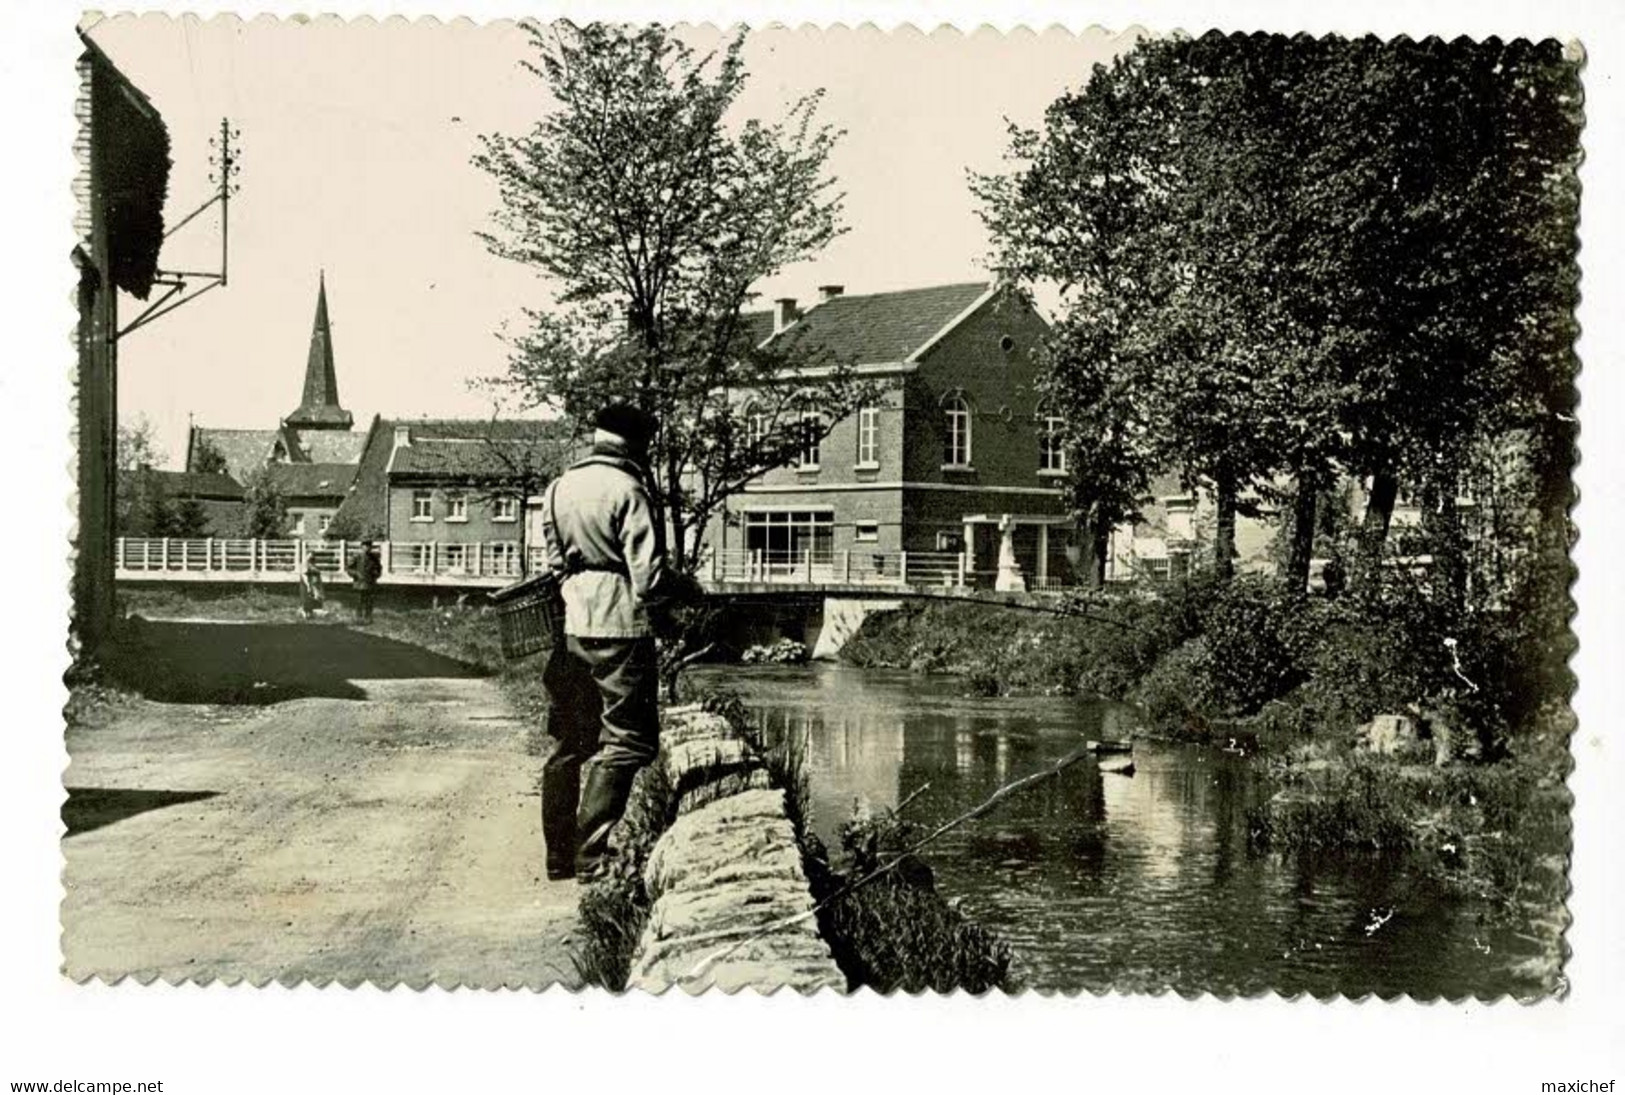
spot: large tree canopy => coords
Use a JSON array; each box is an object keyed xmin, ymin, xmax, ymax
[
  {"xmin": 978, "ymin": 34, "xmax": 1581, "ymax": 594},
  {"xmin": 476, "ymin": 22, "xmax": 876, "ymax": 571}
]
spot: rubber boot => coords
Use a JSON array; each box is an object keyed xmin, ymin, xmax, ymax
[
  {"xmin": 540, "ymin": 759, "xmax": 581, "ymax": 881},
  {"xmin": 574, "ymin": 763, "xmax": 639, "ymax": 882}
]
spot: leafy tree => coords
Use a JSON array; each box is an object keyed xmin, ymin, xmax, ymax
[
  {"xmin": 979, "ymin": 35, "xmax": 1581, "ymax": 598},
  {"xmin": 169, "ymin": 495, "xmax": 211, "ymax": 538},
  {"xmin": 474, "ymin": 22, "xmax": 877, "ymax": 573},
  {"xmin": 190, "ymin": 436, "xmax": 230, "ymax": 476},
  {"xmin": 114, "ymin": 415, "xmax": 166, "ymax": 535},
  {"xmin": 1299, "ymin": 39, "xmax": 1583, "ymax": 597},
  {"xmin": 137, "ymin": 475, "xmax": 176, "ymax": 537},
  {"xmin": 241, "ymin": 468, "xmax": 288, "ymax": 540},
  {"xmin": 1039, "ymin": 316, "xmax": 1152, "ymax": 587},
  {"xmin": 978, "ymin": 37, "xmax": 1317, "ymax": 583}
]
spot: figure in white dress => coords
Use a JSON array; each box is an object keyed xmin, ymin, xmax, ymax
[{"xmin": 995, "ymin": 514, "xmax": 1026, "ymax": 593}]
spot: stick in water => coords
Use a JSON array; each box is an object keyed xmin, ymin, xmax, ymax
[{"xmin": 678, "ymin": 746, "xmax": 1094, "ymax": 984}]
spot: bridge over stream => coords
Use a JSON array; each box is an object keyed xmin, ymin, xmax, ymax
[{"xmin": 114, "ymin": 537, "xmax": 1095, "ymax": 654}]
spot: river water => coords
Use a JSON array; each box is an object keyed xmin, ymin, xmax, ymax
[{"xmin": 697, "ymin": 662, "xmax": 1546, "ymax": 998}]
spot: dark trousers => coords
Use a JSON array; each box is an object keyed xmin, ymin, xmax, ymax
[
  {"xmin": 539, "ymin": 635, "xmax": 659, "ymax": 871},
  {"xmin": 353, "ymin": 586, "xmax": 375, "ymax": 622}
]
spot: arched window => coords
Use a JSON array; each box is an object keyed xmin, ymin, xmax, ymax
[
  {"xmin": 1039, "ymin": 402, "xmax": 1066, "ymax": 473},
  {"xmin": 943, "ymin": 394, "xmax": 972, "ymax": 468},
  {"xmin": 743, "ymin": 402, "xmax": 769, "ymax": 452}
]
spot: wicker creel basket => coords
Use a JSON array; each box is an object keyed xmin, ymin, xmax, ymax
[{"xmin": 488, "ymin": 571, "xmax": 565, "ymax": 660}]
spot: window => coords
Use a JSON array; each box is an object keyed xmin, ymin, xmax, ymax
[
  {"xmin": 446, "ymin": 492, "xmax": 468, "ymax": 522},
  {"xmin": 743, "ymin": 510, "xmax": 835, "ymax": 573},
  {"xmin": 411, "ymin": 490, "xmax": 433, "ymax": 521},
  {"xmin": 403, "ymin": 543, "xmax": 433, "ymax": 574},
  {"xmin": 487, "ymin": 542, "xmax": 519, "ymax": 576},
  {"xmin": 492, "ymin": 495, "xmax": 518, "ymax": 522},
  {"xmin": 856, "ymin": 406, "xmax": 879, "ymax": 468},
  {"xmin": 797, "ymin": 415, "xmax": 821, "ymax": 470},
  {"xmin": 1039, "ymin": 406, "xmax": 1067, "ymax": 474},
  {"xmin": 854, "ymin": 521, "xmax": 879, "ymax": 544},
  {"xmin": 291, "ymin": 513, "xmax": 307, "ymax": 536},
  {"xmin": 943, "ymin": 395, "xmax": 972, "ymax": 467},
  {"xmin": 1165, "ymin": 498, "xmax": 1197, "ymax": 542},
  {"xmin": 317, "ymin": 514, "xmax": 332, "ymax": 534},
  {"xmin": 443, "ymin": 544, "xmax": 467, "ymax": 574}
]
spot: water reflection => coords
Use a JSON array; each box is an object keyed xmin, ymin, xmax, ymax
[{"xmin": 698, "ymin": 662, "xmax": 1544, "ymax": 998}]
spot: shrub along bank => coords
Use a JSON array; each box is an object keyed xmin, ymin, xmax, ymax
[{"xmin": 841, "ymin": 572, "xmax": 1566, "ymax": 757}]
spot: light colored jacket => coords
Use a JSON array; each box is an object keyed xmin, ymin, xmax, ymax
[{"xmin": 539, "ymin": 444, "xmax": 667, "ymax": 639}]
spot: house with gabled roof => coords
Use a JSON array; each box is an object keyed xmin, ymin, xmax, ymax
[
  {"xmin": 330, "ymin": 416, "xmax": 570, "ymax": 579},
  {"xmin": 710, "ymin": 280, "xmax": 1078, "ymax": 588}
]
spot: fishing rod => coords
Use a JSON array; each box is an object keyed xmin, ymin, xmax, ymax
[
  {"xmin": 911, "ymin": 590, "xmax": 1151, "ymax": 631},
  {"xmin": 676, "ymin": 745, "xmax": 1095, "ymax": 986}
]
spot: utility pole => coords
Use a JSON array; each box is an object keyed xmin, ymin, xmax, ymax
[{"xmin": 216, "ymin": 117, "xmax": 236, "ymax": 288}]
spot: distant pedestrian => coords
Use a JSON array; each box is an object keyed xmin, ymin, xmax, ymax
[
  {"xmin": 299, "ymin": 557, "xmax": 326, "ymax": 619},
  {"xmin": 347, "ymin": 540, "xmax": 382, "ymax": 623}
]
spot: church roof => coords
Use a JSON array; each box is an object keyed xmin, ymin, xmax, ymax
[{"xmin": 188, "ymin": 427, "xmax": 278, "ymax": 483}]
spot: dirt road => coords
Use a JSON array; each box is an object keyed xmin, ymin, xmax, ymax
[{"xmin": 62, "ymin": 620, "xmax": 581, "ymax": 989}]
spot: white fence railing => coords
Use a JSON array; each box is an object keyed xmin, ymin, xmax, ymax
[
  {"xmin": 116, "ymin": 537, "xmax": 534, "ymax": 585},
  {"xmin": 707, "ymin": 548, "xmax": 972, "ymax": 589},
  {"xmin": 115, "ymin": 537, "xmax": 1089, "ymax": 595}
]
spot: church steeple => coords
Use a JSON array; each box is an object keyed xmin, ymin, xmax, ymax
[{"xmin": 284, "ymin": 271, "xmax": 353, "ymax": 430}]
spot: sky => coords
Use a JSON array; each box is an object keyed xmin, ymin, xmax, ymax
[{"xmin": 89, "ymin": 16, "xmax": 1132, "ymax": 466}]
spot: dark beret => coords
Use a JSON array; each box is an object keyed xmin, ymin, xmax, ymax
[{"xmin": 593, "ymin": 402, "xmax": 658, "ymax": 445}]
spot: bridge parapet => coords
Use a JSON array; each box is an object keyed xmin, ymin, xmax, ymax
[
  {"xmin": 113, "ymin": 536, "xmax": 545, "ymax": 590},
  {"xmin": 114, "ymin": 537, "xmax": 1092, "ymax": 598}
]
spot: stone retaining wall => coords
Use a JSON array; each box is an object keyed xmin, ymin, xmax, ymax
[{"xmin": 625, "ymin": 705, "xmax": 845, "ymax": 994}]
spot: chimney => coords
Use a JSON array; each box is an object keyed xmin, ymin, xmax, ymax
[
  {"xmin": 817, "ymin": 284, "xmax": 844, "ymax": 303},
  {"xmin": 393, "ymin": 424, "xmax": 411, "ymax": 450},
  {"xmin": 774, "ymin": 297, "xmax": 800, "ymax": 334}
]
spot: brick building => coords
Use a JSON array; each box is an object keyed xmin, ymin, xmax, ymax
[{"xmin": 707, "ymin": 282, "xmax": 1077, "ymax": 588}]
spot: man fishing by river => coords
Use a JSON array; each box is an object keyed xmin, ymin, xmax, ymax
[{"xmin": 537, "ymin": 402, "xmax": 670, "ymax": 882}]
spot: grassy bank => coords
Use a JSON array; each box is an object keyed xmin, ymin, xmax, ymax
[
  {"xmin": 841, "ymin": 574, "xmax": 1569, "ymax": 757},
  {"xmin": 841, "ymin": 595, "xmax": 1182, "ymax": 703},
  {"xmin": 1245, "ymin": 703, "xmax": 1572, "ymax": 993}
]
